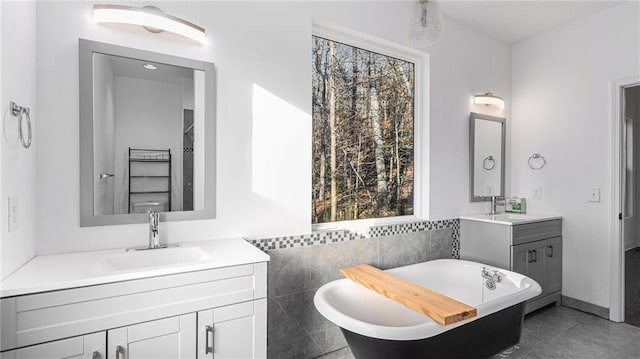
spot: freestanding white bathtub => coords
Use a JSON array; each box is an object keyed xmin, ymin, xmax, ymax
[{"xmin": 314, "ymin": 259, "xmax": 541, "ymax": 359}]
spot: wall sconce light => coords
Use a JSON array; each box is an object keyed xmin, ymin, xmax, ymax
[
  {"xmin": 474, "ymin": 92, "xmax": 505, "ymax": 110},
  {"xmin": 93, "ymin": 4, "xmax": 206, "ymax": 44}
]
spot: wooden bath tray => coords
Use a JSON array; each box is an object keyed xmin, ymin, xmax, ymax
[{"xmin": 340, "ymin": 264, "xmax": 477, "ymax": 325}]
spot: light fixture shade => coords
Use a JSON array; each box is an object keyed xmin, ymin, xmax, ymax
[
  {"xmin": 405, "ymin": 0, "xmax": 444, "ymax": 49},
  {"xmin": 93, "ymin": 5, "xmax": 206, "ymax": 44},
  {"xmin": 474, "ymin": 92, "xmax": 505, "ymax": 109}
]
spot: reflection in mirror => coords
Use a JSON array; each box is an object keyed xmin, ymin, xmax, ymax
[
  {"xmin": 469, "ymin": 112, "xmax": 505, "ymax": 202},
  {"xmin": 92, "ymin": 53, "xmax": 204, "ymax": 215},
  {"xmin": 80, "ymin": 39, "xmax": 215, "ymax": 226}
]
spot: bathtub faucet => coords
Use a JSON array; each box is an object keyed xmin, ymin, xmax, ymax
[{"xmin": 481, "ymin": 267, "xmax": 504, "ymax": 290}]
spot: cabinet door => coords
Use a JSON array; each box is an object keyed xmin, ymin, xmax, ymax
[
  {"xmin": 512, "ymin": 240, "xmax": 547, "ymax": 296},
  {"xmin": 0, "ymin": 332, "xmax": 105, "ymax": 359},
  {"xmin": 108, "ymin": 313, "xmax": 196, "ymax": 359},
  {"xmin": 197, "ymin": 299, "xmax": 266, "ymax": 359},
  {"xmin": 545, "ymin": 236, "xmax": 562, "ymax": 294}
]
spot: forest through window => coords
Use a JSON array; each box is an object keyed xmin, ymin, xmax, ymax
[{"xmin": 312, "ymin": 35, "xmax": 415, "ymax": 224}]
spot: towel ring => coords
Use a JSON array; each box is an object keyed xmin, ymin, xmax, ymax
[
  {"xmin": 528, "ymin": 153, "xmax": 546, "ymax": 170},
  {"xmin": 10, "ymin": 101, "xmax": 32, "ymax": 149},
  {"xmin": 482, "ymin": 155, "xmax": 496, "ymax": 170}
]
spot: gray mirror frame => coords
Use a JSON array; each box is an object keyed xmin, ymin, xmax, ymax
[
  {"xmin": 79, "ymin": 39, "xmax": 216, "ymax": 226},
  {"xmin": 469, "ymin": 112, "xmax": 505, "ymax": 202}
]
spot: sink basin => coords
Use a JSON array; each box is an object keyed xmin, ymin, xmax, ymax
[{"xmin": 102, "ymin": 246, "xmax": 211, "ymax": 271}]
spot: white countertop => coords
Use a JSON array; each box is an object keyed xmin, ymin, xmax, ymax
[
  {"xmin": 459, "ymin": 213, "xmax": 562, "ymax": 225},
  {"xmin": 0, "ymin": 238, "xmax": 269, "ymax": 298}
]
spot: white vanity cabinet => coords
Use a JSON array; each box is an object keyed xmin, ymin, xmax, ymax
[
  {"xmin": 460, "ymin": 214, "xmax": 562, "ymax": 314},
  {"xmin": 0, "ymin": 241, "xmax": 268, "ymax": 359},
  {"xmin": 108, "ymin": 313, "xmax": 196, "ymax": 359},
  {"xmin": 197, "ymin": 300, "xmax": 266, "ymax": 359}
]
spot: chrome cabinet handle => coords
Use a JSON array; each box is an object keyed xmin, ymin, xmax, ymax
[
  {"xmin": 527, "ymin": 250, "xmax": 532, "ymax": 263},
  {"xmin": 205, "ymin": 325, "xmax": 214, "ymax": 354},
  {"xmin": 99, "ymin": 173, "xmax": 114, "ymax": 179},
  {"xmin": 548, "ymin": 245, "xmax": 554, "ymax": 257},
  {"xmin": 116, "ymin": 345, "xmax": 124, "ymax": 359},
  {"xmin": 532, "ymin": 249, "xmax": 538, "ymax": 263}
]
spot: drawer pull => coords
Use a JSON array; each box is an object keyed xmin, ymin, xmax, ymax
[
  {"xmin": 527, "ymin": 250, "xmax": 533, "ymax": 263},
  {"xmin": 205, "ymin": 325, "xmax": 214, "ymax": 354},
  {"xmin": 116, "ymin": 345, "xmax": 124, "ymax": 359},
  {"xmin": 532, "ymin": 249, "xmax": 538, "ymax": 263},
  {"xmin": 548, "ymin": 245, "xmax": 554, "ymax": 257},
  {"xmin": 92, "ymin": 351, "xmax": 100, "ymax": 359}
]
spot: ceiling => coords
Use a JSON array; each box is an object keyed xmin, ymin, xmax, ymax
[
  {"xmin": 438, "ymin": 1, "xmax": 627, "ymax": 43},
  {"xmin": 100, "ymin": 53, "xmax": 195, "ymax": 84}
]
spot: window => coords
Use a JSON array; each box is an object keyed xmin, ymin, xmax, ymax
[{"xmin": 312, "ymin": 31, "xmax": 418, "ymax": 224}]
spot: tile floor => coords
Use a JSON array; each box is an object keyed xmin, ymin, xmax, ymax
[{"xmin": 316, "ymin": 305, "xmax": 640, "ymax": 359}]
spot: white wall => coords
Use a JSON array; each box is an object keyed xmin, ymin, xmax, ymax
[
  {"xmin": 632, "ymin": 86, "xmax": 640, "ymax": 250},
  {"xmin": 34, "ymin": 1, "xmax": 511, "ymax": 255},
  {"xmin": 1, "ymin": 1, "xmax": 37, "ymax": 279},
  {"xmin": 511, "ymin": 2, "xmax": 640, "ymax": 308},
  {"xmin": 428, "ymin": 16, "xmax": 511, "ymax": 219}
]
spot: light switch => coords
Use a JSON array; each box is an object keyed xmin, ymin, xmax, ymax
[
  {"xmin": 8, "ymin": 196, "xmax": 18, "ymax": 232},
  {"xmin": 588, "ymin": 188, "xmax": 601, "ymax": 203},
  {"xmin": 532, "ymin": 186, "xmax": 542, "ymax": 200}
]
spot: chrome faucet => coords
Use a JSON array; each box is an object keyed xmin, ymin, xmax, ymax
[
  {"xmin": 148, "ymin": 209, "xmax": 160, "ymax": 249},
  {"xmin": 125, "ymin": 209, "xmax": 179, "ymax": 252},
  {"xmin": 481, "ymin": 267, "xmax": 504, "ymax": 290},
  {"xmin": 489, "ymin": 196, "xmax": 504, "ymax": 215}
]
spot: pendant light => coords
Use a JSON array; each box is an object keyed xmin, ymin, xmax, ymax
[{"xmin": 406, "ymin": 0, "xmax": 444, "ymax": 49}]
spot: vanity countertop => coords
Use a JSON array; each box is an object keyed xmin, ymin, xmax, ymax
[
  {"xmin": 459, "ymin": 213, "xmax": 562, "ymax": 226},
  {"xmin": 0, "ymin": 238, "xmax": 269, "ymax": 298}
]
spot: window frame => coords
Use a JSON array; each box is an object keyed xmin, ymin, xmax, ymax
[{"xmin": 311, "ymin": 21, "xmax": 430, "ymax": 231}]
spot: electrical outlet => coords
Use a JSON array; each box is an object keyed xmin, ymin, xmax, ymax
[
  {"xmin": 532, "ymin": 186, "xmax": 542, "ymax": 199},
  {"xmin": 588, "ymin": 188, "xmax": 601, "ymax": 203},
  {"xmin": 8, "ymin": 196, "xmax": 18, "ymax": 232}
]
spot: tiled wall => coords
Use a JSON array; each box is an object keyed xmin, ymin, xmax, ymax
[{"xmin": 248, "ymin": 219, "xmax": 460, "ymax": 359}]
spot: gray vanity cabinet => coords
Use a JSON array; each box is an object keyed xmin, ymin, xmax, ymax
[
  {"xmin": 460, "ymin": 217, "xmax": 563, "ymax": 314},
  {"xmin": 511, "ymin": 235, "xmax": 562, "ymax": 301}
]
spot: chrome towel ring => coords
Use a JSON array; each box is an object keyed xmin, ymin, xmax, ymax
[
  {"xmin": 9, "ymin": 101, "xmax": 32, "ymax": 149},
  {"xmin": 528, "ymin": 153, "xmax": 546, "ymax": 170},
  {"xmin": 482, "ymin": 155, "xmax": 496, "ymax": 170}
]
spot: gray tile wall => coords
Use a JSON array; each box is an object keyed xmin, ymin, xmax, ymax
[{"xmin": 250, "ymin": 220, "xmax": 459, "ymax": 359}]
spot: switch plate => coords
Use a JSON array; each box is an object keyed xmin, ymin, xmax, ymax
[
  {"xmin": 8, "ymin": 196, "xmax": 18, "ymax": 232},
  {"xmin": 588, "ymin": 188, "xmax": 601, "ymax": 203},
  {"xmin": 532, "ymin": 186, "xmax": 542, "ymax": 200}
]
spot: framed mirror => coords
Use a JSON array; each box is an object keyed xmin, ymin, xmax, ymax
[
  {"xmin": 79, "ymin": 39, "xmax": 215, "ymax": 226},
  {"xmin": 469, "ymin": 112, "xmax": 505, "ymax": 202}
]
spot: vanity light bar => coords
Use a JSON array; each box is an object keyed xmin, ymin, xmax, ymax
[
  {"xmin": 474, "ymin": 92, "xmax": 505, "ymax": 110},
  {"xmin": 93, "ymin": 4, "xmax": 206, "ymax": 44}
]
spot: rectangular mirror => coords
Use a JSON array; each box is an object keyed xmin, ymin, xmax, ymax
[
  {"xmin": 469, "ymin": 112, "xmax": 505, "ymax": 202},
  {"xmin": 79, "ymin": 39, "xmax": 215, "ymax": 226}
]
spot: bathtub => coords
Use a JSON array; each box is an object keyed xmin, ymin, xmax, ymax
[{"xmin": 314, "ymin": 259, "xmax": 541, "ymax": 359}]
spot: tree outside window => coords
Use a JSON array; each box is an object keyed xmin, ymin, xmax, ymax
[{"xmin": 312, "ymin": 36, "xmax": 415, "ymax": 224}]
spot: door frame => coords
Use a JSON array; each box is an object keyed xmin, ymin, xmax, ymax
[{"xmin": 610, "ymin": 76, "xmax": 640, "ymax": 322}]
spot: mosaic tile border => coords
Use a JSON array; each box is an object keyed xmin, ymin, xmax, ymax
[{"xmin": 247, "ymin": 218, "xmax": 461, "ymax": 258}]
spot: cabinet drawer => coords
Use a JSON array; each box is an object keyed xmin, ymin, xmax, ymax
[
  {"xmin": 512, "ymin": 220, "xmax": 562, "ymax": 245},
  {"xmin": 0, "ymin": 332, "xmax": 105, "ymax": 359}
]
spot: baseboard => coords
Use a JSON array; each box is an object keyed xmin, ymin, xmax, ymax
[{"xmin": 561, "ymin": 295, "xmax": 609, "ymax": 319}]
